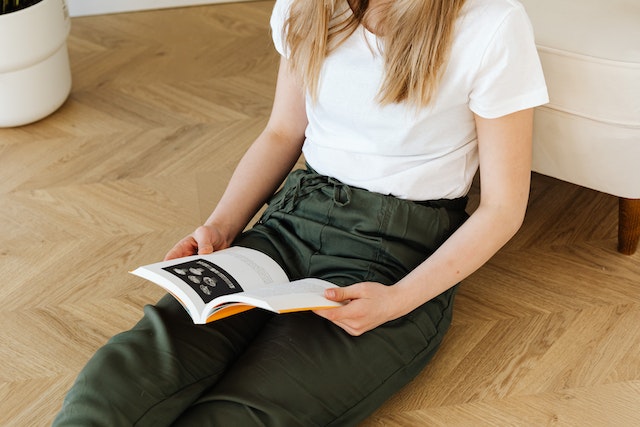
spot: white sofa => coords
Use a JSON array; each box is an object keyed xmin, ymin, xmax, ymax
[{"xmin": 519, "ymin": 0, "xmax": 640, "ymax": 255}]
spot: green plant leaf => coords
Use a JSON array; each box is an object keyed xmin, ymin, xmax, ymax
[{"xmin": 1, "ymin": 0, "xmax": 44, "ymax": 15}]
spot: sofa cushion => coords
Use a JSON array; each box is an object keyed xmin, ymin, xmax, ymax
[{"xmin": 519, "ymin": 0, "xmax": 640, "ymax": 127}]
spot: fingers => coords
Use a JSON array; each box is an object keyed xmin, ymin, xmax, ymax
[
  {"xmin": 163, "ymin": 236, "xmax": 197, "ymax": 261},
  {"xmin": 164, "ymin": 225, "xmax": 220, "ymax": 261},
  {"xmin": 314, "ymin": 301, "xmax": 371, "ymax": 337},
  {"xmin": 315, "ymin": 282, "xmax": 399, "ymax": 336},
  {"xmin": 315, "ymin": 284, "xmax": 368, "ymax": 335}
]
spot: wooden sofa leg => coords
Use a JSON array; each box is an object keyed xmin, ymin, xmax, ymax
[{"xmin": 618, "ymin": 198, "xmax": 640, "ymax": 255}]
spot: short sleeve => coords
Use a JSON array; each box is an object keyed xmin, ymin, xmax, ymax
[
  {"xmin": 270, "ymin": 0, "xmax": 293, "ymax": 57},
  {"xmin": 469, "ymin": 4, "xmax": 549, "ymax": 118}
]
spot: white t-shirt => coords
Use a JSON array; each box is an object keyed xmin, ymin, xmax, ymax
[{"xmin": 270, "ymin": 0, "xmax": 549, "ymax": 200}]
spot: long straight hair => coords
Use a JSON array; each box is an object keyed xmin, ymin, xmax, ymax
[{"xmin": 284, "ymin": 0, "xmax": 466, "ymax": 107}]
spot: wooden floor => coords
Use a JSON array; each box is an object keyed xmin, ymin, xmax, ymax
[{"xmin": 1, "ymin": 1, "xmax": 639, "ymax": 425}]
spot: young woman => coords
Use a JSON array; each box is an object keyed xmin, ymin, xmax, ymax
[{"xmin": 54, "ymin": 0, "xmax": 547, "ymax": 425}]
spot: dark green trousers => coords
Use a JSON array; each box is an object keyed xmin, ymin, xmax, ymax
[{"xmin": 53, "ymin": 167, "xmax": 468, "ymax": 426}]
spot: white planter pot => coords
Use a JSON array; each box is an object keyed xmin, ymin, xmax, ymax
[{"xmin": 0, "ymin": 0, "xmax": 72, "ymax": 127}]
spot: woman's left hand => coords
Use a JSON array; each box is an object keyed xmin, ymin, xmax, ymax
[{"xmin": 313, "ymin": 282, "xmax": 406, "ymax": 336}]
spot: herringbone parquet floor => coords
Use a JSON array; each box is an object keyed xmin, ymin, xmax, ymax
[{"xmin": 1, "ymin": 2, "xmax": 639, "ymax": 426}]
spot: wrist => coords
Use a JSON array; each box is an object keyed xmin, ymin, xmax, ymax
[{"xmin": 387, "ymin": 282, "xmax": 420, "ymax": 320}]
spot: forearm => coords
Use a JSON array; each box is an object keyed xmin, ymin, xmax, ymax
[
  {"xmin": 392, "ymin": 202, "xmax": 526, "ymax": 317},
  {"xmin": 203, "ymin": 129, "xmax": 304, "ymax": 245},
  {"xmin": 315, "ymin": 203, "xmax": 528, "ymax": 336},
  {"xmin": 199, "ymin": 57, "xmax": 307, "ymax": 246}
]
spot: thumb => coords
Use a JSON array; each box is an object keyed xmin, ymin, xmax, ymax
[
  {"xmin": 193, "ymin": 226, "xmax": 214, "ymax": 254},
  {"xmin": 197, "ymin": 242, "xmax": 214, "ymax": 255},
  {"xmin": 325, "ymin": 285, "xmax": 358, "ymax": 302}
]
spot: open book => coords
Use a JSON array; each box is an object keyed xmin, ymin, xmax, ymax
[{"xmin": 131, "ymin": 246, "xmax": 342, "ymax": 324}]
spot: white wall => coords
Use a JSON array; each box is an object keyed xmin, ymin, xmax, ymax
[{"xmin": 68, "ymin": 0, "xmax": 251, "ymax": 17}]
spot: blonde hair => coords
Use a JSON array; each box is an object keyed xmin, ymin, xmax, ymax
[{"xmin": 284, "ymin": 0, "xmax": 466, "ymax": 107}]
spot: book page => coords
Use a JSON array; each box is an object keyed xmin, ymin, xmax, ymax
[
  {"xmin": 208, "ymin": 278, "xmax": 343, "ymax": 317},
  {"xmin": 239, "ymin": 278, "xmax": 336, "ymax": 299},
  {"xmin": 131, "ymin": 246, "xmax": 289, "ymax": 321}
]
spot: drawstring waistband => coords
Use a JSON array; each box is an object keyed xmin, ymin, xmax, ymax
[
  {"xmin": 278, "ymin": 173, "xmax": 352, "ymax": 215},
  {"xmin": 266, "ymin": 165, "xmax": 468, "ymax": 221}
]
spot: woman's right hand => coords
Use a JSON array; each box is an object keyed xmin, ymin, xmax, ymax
[{"xmin": 163, "ymin": 225, "xmax": 231, "ymax": 261}]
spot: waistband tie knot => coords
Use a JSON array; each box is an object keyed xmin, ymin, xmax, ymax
[{"xmin": 277, "ymin": 173, "xmax": 352, "ymax": 215}]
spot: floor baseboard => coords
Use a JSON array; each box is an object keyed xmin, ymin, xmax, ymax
[{"xmin": 67, "ymin": 0, "xmax": 251, "ymax": 17}]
